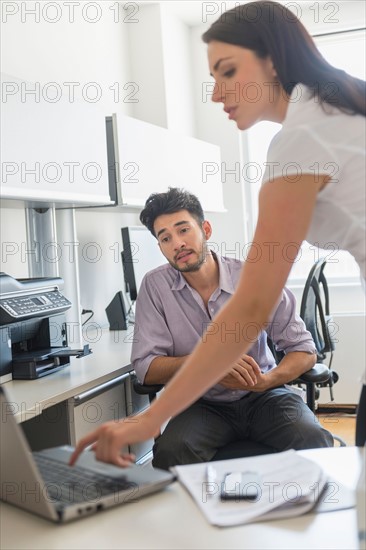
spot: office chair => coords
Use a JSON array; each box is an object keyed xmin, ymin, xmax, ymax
[
  {"xmin": 267, "ymin": 258, "xmax": 337, "ymax": 413},
  {"xmin": 266, "ymin": 339, "xmax": 331, "ymax": 414},
  {"xmin": 299, "ymin": 257, "xmax": 339, "ymax": 407},
  {"xmin": 356, "ymin": 384, "xmax": 366, "ymax": 446},
  {"xmin": 290, "ymin": 257, "xmax": 346, "ymax": 446}
]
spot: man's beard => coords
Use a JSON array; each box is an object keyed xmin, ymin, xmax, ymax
[{"xmin": 169, "ymin": 243, "xmax": 208, "ymax": 273}]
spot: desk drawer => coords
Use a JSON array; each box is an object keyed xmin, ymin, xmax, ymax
[{"xmin": 71, "ymin": 375, "xmax": 128, "ymax": 453}]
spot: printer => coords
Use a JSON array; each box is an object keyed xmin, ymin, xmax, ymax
[{"xmin": 0, "ymin": 273, "xmax": 91, "ymax": 382}]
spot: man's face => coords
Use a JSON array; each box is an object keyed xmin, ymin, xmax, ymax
[{"xmin": 153, "ymin": 210, "xmax": 212, "ymax": 273}]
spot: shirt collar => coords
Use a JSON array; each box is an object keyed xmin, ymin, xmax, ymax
[{"xmin": 171, "ymin": 252, "xmax": 236, "ymax": 295}]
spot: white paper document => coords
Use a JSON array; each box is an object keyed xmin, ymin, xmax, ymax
[{"xmin": 172, "ymin": 450, "xmax": 342, "ymax": 527}]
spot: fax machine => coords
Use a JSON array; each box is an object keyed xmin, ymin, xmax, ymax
[{"xmin": 0, "ymin": 273, "xmax": 91, "ymax": 382}]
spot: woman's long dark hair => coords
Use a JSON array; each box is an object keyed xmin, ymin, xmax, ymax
[{"xmin": 202, "ymin": 1, "xmax": 365, "ymax": 116}]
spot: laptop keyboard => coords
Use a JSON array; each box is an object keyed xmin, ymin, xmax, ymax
[{"xmin": 34, "ymin": 453, "xmax": 136, "ymax": 504}]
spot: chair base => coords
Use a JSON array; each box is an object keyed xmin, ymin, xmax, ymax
[{"xmin": 333, "ymin": 435, "xmax": 347, "ymax": 447}]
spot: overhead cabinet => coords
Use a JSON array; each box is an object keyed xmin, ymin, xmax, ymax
[
  {"xmin": 1, "ymin": 74, "xmax": 111, "ymax": 208},
  {"xmin": 110, "ymin": 113, "xmax": 225, "ymax": 212},
  {"xmin": 1, "ymin": 75, "xmax": 224, "ymax": 212}
]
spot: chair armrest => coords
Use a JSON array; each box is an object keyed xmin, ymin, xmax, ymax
[
  {"xmin": 295, "ymin": 363, "xmax": 331, "ymax": 385},
  {"xmin": 133, "ymin": 365, "xmax": 331, "ymax": 397},
  {"xmin": 132, "ymin": 379, "xmax": 164, "ymax": 396}
]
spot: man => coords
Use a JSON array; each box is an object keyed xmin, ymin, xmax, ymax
[{"xmin": 132, "ymin": 188, "xmax": 333, "ymax": 470}]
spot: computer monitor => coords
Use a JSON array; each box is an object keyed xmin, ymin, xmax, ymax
[{"xmin": 121, "ymin": 226, "xmax": 165, "ymax": 301}]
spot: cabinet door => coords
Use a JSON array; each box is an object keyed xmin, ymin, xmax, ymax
[
  {"xmin": 72, "ymin": 377, "xmax": 128, "ymax": 453},
  {"xmin": 112, "ymin": 113, "xmax": 225, "ymax": 212},
  {"xmin": 1, "ymin": 73, "xmax": 111, "ymax": 207}
]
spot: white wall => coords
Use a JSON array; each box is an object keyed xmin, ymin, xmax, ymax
[
  {"xmin": 160, "ymin": 7, "xmax": 196, "ymax": 135},
  {"xmin": 76, "ymin": 210, "xmax": 139, "ymax": 327},
  {"xmin": 0, "ymin": 1, "xmax": 141, "ymax": 327},
  {"xmin": 127, "ymin": 3, "xmax": 168, "ymax": 127},
  {"xmin": 190, "ymin": 24, "xmax": 249, "ymax": 255},
  {"xmin": 0, "ymin": 206, "xmax": 29, "ymax": 278},
  {"xmin": 324, "ymin": 313, "xmax": 365, "ymax": 405},
  {"xmin": 1, "ymin": 2, "xmax": 131, "ymax": 86}
]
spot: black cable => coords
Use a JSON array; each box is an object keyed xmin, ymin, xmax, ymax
[
  {"xmin": 126, "ymin": 294, "xmax": 135, "ymax": 325},
  {"xmin": 81, "ymin": 308, "xmax": 94, "ymax": 326}
]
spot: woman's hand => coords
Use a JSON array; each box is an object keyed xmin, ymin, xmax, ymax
[{"xmin": 69, "ymin": 409, "xmax": 160, "ymax": 468}]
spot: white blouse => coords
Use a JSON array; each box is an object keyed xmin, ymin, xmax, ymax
[{"xmin": 263, "ymin": 84, "xmax": 366, "ymax": 280}]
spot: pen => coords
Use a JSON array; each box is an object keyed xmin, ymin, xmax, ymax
[
  {"xmin": 206, "ymin": 464, "xmax": 217, "ymax": 485},
  {"xmin": 204, "ymin": 464, "xmax": 218, "ymax": 500}
]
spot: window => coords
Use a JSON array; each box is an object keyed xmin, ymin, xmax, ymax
[{"xmin": 244, "ymin": 30, "xmax": 365, "ymax": 283}]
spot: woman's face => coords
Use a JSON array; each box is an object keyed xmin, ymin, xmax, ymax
[{"xmin": 207, "ymin": 41, "xmax": 287, "ymax": 130}]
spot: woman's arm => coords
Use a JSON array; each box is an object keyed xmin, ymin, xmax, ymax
[{"xmin": 70, "ymin": 174, "xmax": 320, "ymax": 467}]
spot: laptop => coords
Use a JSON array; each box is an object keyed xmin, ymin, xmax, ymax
[{"xmin": 0, "ymin": 386, "xmax": 174, "ymax": 522}]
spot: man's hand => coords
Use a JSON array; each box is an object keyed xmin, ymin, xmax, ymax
[{"xmin": 218, "ymin": 354, "xmax": 268, "ymax": 392}]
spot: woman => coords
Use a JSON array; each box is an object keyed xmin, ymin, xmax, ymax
[{"xmin": 71, "ymin": 1, "xmax": 365, "ymax": 466}]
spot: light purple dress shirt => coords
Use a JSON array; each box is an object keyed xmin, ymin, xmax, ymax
[{"xmin": 131, "ymin": 254, "xmax": 316, "ymax": 402}]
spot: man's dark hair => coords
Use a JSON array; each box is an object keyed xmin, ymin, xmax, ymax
[{"xmin": 140, "ymin": 188, "xmax": 205, "ymax": 237}]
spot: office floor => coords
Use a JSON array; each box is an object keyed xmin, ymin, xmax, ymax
[{"xmin": 317, "ymin": 413, "xmax": 356, "ymax": 446}]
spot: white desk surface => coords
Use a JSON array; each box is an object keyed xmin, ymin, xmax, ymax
[
  {"xmin": 2, "ymin": 330, "xmax": 133, "ymax": 422},
  {"xmin": 0, "ymin": 447, "xmax": 363, "ymax": 550}
]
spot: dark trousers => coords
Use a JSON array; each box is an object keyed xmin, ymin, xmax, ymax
[{"xmin": 152, "ymin": 387, "xmax": 334, "ymax": 470}]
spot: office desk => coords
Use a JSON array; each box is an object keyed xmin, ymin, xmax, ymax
[
  {"xmin": 2, "ymin": 329, "xmax": 134, "ymax": 423},
  {"xmin": 0, "ymin": 447, "xmax": 363, "ymax": 550},
  {"xmin": 1, "ymin": 330, "xmax": 155, "ymax": 459}
]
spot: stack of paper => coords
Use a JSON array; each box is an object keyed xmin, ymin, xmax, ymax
[{"xmin": 172, "ymin": 450, "xmax": 332, "ymax": 527}]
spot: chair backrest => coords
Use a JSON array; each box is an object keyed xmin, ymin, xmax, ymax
[
  {"xmin": 300, "ymin": 258, "xmax": 335, "ymax": 362},
  {"xmin": 356, "ymin": 385, "xmax": 366, "ymax": 446}
]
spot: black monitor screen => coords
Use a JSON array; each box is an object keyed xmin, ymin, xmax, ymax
[{"xmin": 121, "ymin": 226, "xmax": 165, "ymax": 301}]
